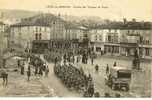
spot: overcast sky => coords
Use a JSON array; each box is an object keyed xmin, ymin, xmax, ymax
[{"xmin": 0, "ymin": 0, "xmax": 152, "ymax": 21}]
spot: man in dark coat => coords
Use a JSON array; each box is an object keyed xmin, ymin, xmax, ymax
[
  {"xmin": 17, "ymin": 60, "xmax": 20, "ymax": 68},
  {"xmin": 35, "ymin": 66, "xmax": 38, "ymax": 76},
  {"xmin": 21, "ymin": 65, "xmax": 24, "ymax": 75},
  {"xmin": 87, "ymin": 84, "xmax": 94, "ymax": 97},
  {"xmin": 27, "ymin": 65, "xmax": 31, "ymax": 81},
  {"xmin": 55, "ymin": 57, "xmax": 58, "ymax": 65},
  {"xmin": 106, "ymin": 64, "xmax": 109, "ymax": 74}
]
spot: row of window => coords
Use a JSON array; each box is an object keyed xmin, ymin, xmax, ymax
[
  {"xmin": 104, "ymin": 46, "xmax": 119, "ymax": 53},
  {"xmin": 145, "ymin": 48, "xmax": 150, "ymax": 56},
  {"xmin": 95, "ymin": 35, "xmax": 102, "ymax": 41},
  {"xmin": 107, "ymin": 35, "xmax": 118, "ymax": 43},
  {"xmin": 138, "ymin": 40, "xmax": 150, "ymax": 44},
  {"xmin": 92, "ymin": 29, "xmax": 119, "ymax": 33},
  {"xmin": 35, "ymin": 33, "xmax": 42, "ymax": 40},
  {"xmin": 100, "ymin": 46, "xmax": 150, "ymax": 56}
]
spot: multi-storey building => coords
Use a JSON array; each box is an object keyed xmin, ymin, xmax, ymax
[
  {"xmin": 89, "ymin": 20, "xmax": 152, "ymax": 58},
  {"xmin": 89, "ymin": 28, "xmax": 107, "ymax": 54},
  {"xmin": 89, "ymin": 25, "xmax": 122, "ymax": 55},
  {"xmin": 0, "ymin": 22, "xmax": 4, "ymax": 67},
  {"xmin": 0, "ymin": 21, "xmax": 8, "ymax": 67},
  {"xmin": 10, "ymin": 25, "xmax": 51, "ymax": 49},
  {"xmin": 10, "ymin": 14, "xmax": 66, "ymax": 51},
  {"xmin": 120, "ymin": 29, "xmax": 152, "ymax": 58},
  {"xmin": 10, "ymin": 14, "xmax": 88, "ymax": 53}
]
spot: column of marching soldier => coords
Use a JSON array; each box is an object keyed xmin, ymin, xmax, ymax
[{"xmin": 54, "ymin": 52, "xmax": 97, "ymax": 97}]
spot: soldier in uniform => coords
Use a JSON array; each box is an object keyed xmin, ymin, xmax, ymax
[
  {"xmin": 39, "ymin": 66, "xmax": 43, "ymax": 77},
  {"xmin": 27, "ymin": 65, "xmax": 31, "ymax": 81},
  {"xmin": 54, "ymin": 57, "xmax": 58, "ymax": 66},
  {"xmin": 20, "ymin": 64, "xmax": 24, "ymax": 75},
  {"xmin": 45, "ymin": 65, "xmax": 49, "ymax": 77},
  {"xmin": 106, "ymin": 64, "xmax": 109, "ymax": 74},
  {"xmin": 95, "ymin": 64, "xmax": 99, "ymax": 72},
  {"xmin": 87, "ymin": 83, "xmax": 94, "ymax": 97}
]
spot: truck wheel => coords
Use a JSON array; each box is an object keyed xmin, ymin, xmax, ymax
[
  {"xmin": 111, "ymin": 84, "xmax": 116, "ymax": 90},
  {"xmin": 125, "ymin": 86, "xmax": 129, "ymax": 91}
]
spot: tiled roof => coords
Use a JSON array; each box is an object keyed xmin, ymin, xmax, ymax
[
  {"xmin": 88, "ymin": 21, "xmax": 152, "ymax": 30},
  {"xmin": 11, "ymin": 13, "xmax": 66, "ymax": 27},
  {"xmin": 65, "ymin": 22, "xmax": 88, "ymax": 30},
  {"xmin": 10, "ymin": 14, "xmax": 152, "ymax": 30}
]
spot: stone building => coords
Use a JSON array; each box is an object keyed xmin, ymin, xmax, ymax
[
  {"xmin": 0, "ymin": 21, "xmax": 7, "ymax": 67},
  {"xmin": 10, "ymin": 14, "xmax": 66, "ymax": 51},
  {"xmin": 10, "ymin": 14, "xmax": 88, "ymax": 53},
  {"xmin": 89, "ymin": 20, "xmax": 152, "ymax": 58}
]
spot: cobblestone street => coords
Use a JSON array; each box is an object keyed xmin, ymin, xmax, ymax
[
  {"xmin": 0, "ymin": 55, "xmax": 151, "ymax": 97},
  {"xmin": 0, "ymin": 72, "xmax": 50, "ymax": 97},
  {"xmin": 0, "ymin": 55, "xmax": 82, "ymax": 97},
  {"xmin": 75, "ymin": 56, "xmax": 151, "ymax": 97},
  {"xmin": 42, "ymin": 55, "xmax": 151, "ymax": 97}
]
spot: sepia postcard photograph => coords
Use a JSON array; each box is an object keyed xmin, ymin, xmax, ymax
[{"xmin": 0, "ymin": 0, "xmax": 152, "ymax": 98}]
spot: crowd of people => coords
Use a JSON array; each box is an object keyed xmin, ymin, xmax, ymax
[
  {"xmin": 19, "ymin": 55, "xmax": 49, "ymax": 81},
  {"xmin": 44, "ymin": 51, "xmax": 62, "ymax": 63}
]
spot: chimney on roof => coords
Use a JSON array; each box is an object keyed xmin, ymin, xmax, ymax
[
  {"xmin": 132, "ymin": 18, "xmax": 136, "ymax": 22},
  {"xmin": 123, "ymin": 18, "xmax": 127, "ymax": 24}
]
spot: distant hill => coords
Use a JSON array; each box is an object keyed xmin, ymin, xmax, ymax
[
  {"xmin": 0, "ymin": 9, "xmax": 106, "ymax": 25},
  {"xmin": 0, "ymin": 9, "xmax": 38, "ymax": 20},
  {"xmin": 1, "ymin": 9, "xmax": 150, "ymax": 29}
]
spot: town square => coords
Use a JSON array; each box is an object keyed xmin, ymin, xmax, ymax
[{"xmin": 0, "ymin": 0, "xmax": 152, "ymax": 97}]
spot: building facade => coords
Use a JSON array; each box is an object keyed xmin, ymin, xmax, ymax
[
  {"xmin": 89, "ymin": 21, "xmax": 152, "ymax": 58},
  {"xmin": 119, "ymin": 29, "xmax": 152, "ymax": 58},
  {"xmin": 10, "ymin": 25, "xmax": 51, "ymax": 49},
  {"xmin": 10, "ymin": 14, "xmax": 88, "ymax": 53},
  {"xmin": 0, "ymin": 22, "xmax": 8, "ymax": 67}
]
